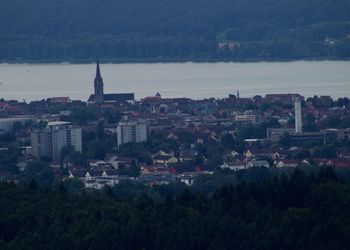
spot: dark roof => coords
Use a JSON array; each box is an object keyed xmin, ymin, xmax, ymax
[
  {"xmin": 88, "ymin": 93, "xmax": 135, "ymax": 102},
  {"xmin": 69, "ymin": 170, "xmax": 87, "ymax": 178},
  {"xmin": 96, "ymin": 59, "xmax": 102, "ymax": 79},
  {"xmin": 152, "ymin": 155, "xmax": 174, "ymax": 161}
]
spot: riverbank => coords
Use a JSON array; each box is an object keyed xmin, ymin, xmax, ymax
[{"xmin": 1, "ymin": 56, "xmax": 349, "ymax": 65}]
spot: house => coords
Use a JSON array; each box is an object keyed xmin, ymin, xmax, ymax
[
  {"xmin": 313, "ymin": 158, "xmax": 329, "ymax": 166},
  {"xmin": 326, "ymin": 159, "xmax": 350, "ymax": 168},
  {"xmin": 88, "ymin": 159, "xmax": 108, "ymax": 168},
  {"xmin": 152, "ymin": 150, "xmax": 174, "ymax": 158},
  {"xmin": 106, "ymin": 154, "xmax": 135, "ymax": 169},
  {"xmin": 103, "ymin": 169, "xmax": 119, "ymax": 177},
  {"xmin": 221, "ymin": 160, "xmax": 246, "ymax": 171},
  {"xmin": 85, "ymin": 171, "xmax": 93, "ymax": 181},
  {"xmin": 148, "ymin": 118, "xmax": 174, "ymax": 130},
  {"xmin": 152, "ymin": 154, "xmax": 179, "ymax": 165},
  {"xmin": 0, "ymin": 102, "xmax": 8, "ymax": 112},
  {"xmin": 141, "ymin": 165, "xmax": 175, "ymax": 175},
  {"xmin": 68, "ymin": 169, "xmax": 88, "ymax": 179},
  {"xmin": 275, "ymin": 159, "xmax": 300, "ymax": 168},
  {"xmin": 196, "ymin": 138, "xmax": 204, "ymax": 145},
  {"xmin": 245, "ymin": 148, "xmax": 288, "ymax": 160},
  {"xmin": 167, "ymin": 132, "xmax": 178, "ymax": 140},
  {"xmin": 179, "ymin": 149, "xmax": 198, "ymax": 162},
  {"xmin": 338, "ymin": 148, "xmax": 350, "ymax": 159},
  {"xmin": 222, "ymin": 151, "xmax": 245, "ymax": 167},
  {"xmin": 222, "ymin": 150, "xmax": 240, "ymax": 160},
  {"xmin": 51, "ymin": 97, "xmax": 71, "ymax": 104},
  {"xmin": 246, "ymin": 160, "xmax": 270, "ymax": 168},
  {"xmin": 180, "ymin": 176, "xmax": 194, "ymax": 186}
]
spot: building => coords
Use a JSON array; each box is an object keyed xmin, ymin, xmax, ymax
[
  {"xmin": 88, "ymin": 60, "xmax": 135, "ymax": 103},
  {"xmin": 246, "ymin": 160, "xmax": 270, "ymax": 168},
  {"xmin": 117, "ymin": 121, "xmax": 147, "ymax": 147},
  {"xmin": 235, "ymin": 114, "xmax": 257, "ymax": 124},
  {"xmin": 295, "ymin": 98, "xmax": 302, "ymax": 134},
  {"xmin": 0, "ymin": 116, "xmax": 37, "ymax": 135},
  {"xmin": 31, "ymin": 121, "xmax": 82, "ymax": 162},
  {"xmin": 322, "ymin": 128, "xmax": 350, "ymax": 142},
  {"xmin": 266, "ymin": 128, "xmax": 295, "ymax": 142},
  {"xmin": 51, "ymin": 97, "xmax": 71, "ymax": 104},
  {"xmin": 265, "ymin": 94, "xmax": 303, "ymax": 104},
  {"xmin": 291, "ymin": 132, "xmax": 324, "ymax": 144}
]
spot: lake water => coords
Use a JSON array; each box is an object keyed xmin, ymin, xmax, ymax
[{"xmin": 0, "ymin": 61, "xmax": 349, "ymax": 101}]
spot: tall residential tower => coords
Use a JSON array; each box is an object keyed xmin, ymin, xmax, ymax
[
  {"xmin": 31, "ymin": 121, "xmax": 82, "ymax": 162},
  {"xmin": 295, "ymin": 98, "xmax": 302, "ymax": 134},
  {"xmin": 117, "ymin": 121, "xmax": 147, "ymax": 148}
]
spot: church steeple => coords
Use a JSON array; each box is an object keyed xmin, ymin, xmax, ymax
[
  {"xmin": 96, "ymin": 59, "xmax": 102, "ymax": 79},
  {"xmin": 94, "ymin": 59, "xmax": 104, "ymax": 102}
]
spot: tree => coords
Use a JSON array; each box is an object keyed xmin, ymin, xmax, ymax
[
  {"xmin": 12, "ymin": 121, "xmax": 23, "ymax": 134},
  {"xmin": 304, "ymin": 113, "xmax": 316, "ymax": 131},
  {"xmin": 221, "ymin": 133, "xmax": 235, "ymax": 148},
  {"xmin": 280, "ymin": 132, "xmax": 292, "ymax": 147},
  {"xmin": 312, "ymin": 145, "xmax": 337, "ymax": 159},
  {"xmin": 96, "ymin": 120, "xmax": 105, "ymax": 141},
  {"xmin": 28, "ymin": 178, "xmax": 38, "ymax": 190}
]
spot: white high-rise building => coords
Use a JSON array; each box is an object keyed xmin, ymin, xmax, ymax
[
  {"xmin": 295, "ymin": 98, "xmax": 302, "ymax": 134},
  {"xmin": 31, "ymin": 121, "xmax": 82, "ymax": 162},
  {"xmin": 117, "ymin": 121, "xmax": 147, "ymax": 147}
]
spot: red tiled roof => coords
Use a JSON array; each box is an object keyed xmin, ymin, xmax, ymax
[
  {"xmin": 0, "ymin": 102, "xmax": 7, "ymax": 109},
  {"xmin": 51, "ymin": 97, "xmax": 70, "ymax": 103}
]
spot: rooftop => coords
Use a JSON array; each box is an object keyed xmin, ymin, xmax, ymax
[{"xmin": 47, "ymin": 121, "xmax": 71, "ymax": 127}]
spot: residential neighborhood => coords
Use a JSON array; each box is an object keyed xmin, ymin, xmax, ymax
[
  {"xmin": 1, "ymin": 89, "xmax": 349, "ymax": 189},
  {"xmin": 0, "ymin": 63, "xmax": 350, "ymax": 189}
]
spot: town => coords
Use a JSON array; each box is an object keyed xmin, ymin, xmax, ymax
[{"xmin": 0, "ymin": 61, "xmax": 349, "ymax": 190}]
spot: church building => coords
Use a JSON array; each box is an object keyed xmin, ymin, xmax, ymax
[{"xmin": 88, "ymin": 60, "xmax": 135, "ymax": 103}]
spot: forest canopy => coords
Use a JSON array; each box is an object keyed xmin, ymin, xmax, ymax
[
  {"xmin": 0, "ymin": 0, "xmax": 350, "ymax": 61},
  {"xmin": 0, "ymin": 168, "xmax": 350, "ymax": 249}
]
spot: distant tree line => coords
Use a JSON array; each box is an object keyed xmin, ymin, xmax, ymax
[{"xmin": 0, "ymin": 0, "xmax": 350, "ymax": 61}]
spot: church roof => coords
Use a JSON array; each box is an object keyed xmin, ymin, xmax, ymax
[
  {"xmin": 89, "ymin": 60, "xmax": 135, "ymax": 103},
  {"xmin": 95, "ymin": 59, "xmax": 102, "ymax": 80}
]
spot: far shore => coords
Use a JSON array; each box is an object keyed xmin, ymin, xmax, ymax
[{"xmin": 1, "ymin": 57, "xmax": 350, "ymax": 65}]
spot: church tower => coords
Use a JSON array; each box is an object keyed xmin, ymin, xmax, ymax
[{"xmin": 94, "ymin": 59, "xmax": 104, "ymax": 102}]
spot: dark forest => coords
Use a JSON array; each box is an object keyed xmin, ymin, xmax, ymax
[{"xmin": 0, "ymin": 0, "xmax": 350, "ymax": 61}]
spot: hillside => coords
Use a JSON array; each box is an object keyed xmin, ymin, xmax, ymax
[{"xmin": 0, "ymin": 0, "xmax": 350, "ymax": 61}]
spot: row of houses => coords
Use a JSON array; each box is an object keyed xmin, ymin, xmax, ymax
[{"xmin": 221, "ymin": 147, "xmax": 350, "ymax": 171}]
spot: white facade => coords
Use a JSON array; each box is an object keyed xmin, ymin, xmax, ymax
[
  {"xmin": 295, "ymin": 98, "xmax": 302, "ymax": 134},
  {"xmin": 117, "ymin": 121, "xmax": 147, "ymax": 147},
  {"xmin": 235, "ymin": 114, "xmax": 256, "ymax": 123},
  {"xmin": 31, "ymin": 121, "xmax": 82, "ymax": 162}
]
